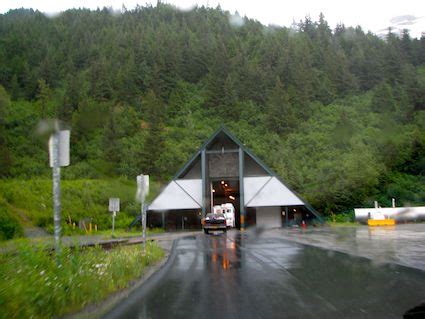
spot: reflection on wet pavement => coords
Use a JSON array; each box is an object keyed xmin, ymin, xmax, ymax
[
  {"xmin": 104, "ymin": 230, "xmax": 425, "ymax": 319},
  {"xmin": 272, "ymin": 224, "xmax": 425, "ymax": 270}
]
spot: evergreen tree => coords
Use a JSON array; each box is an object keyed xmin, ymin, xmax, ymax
[
  {"xmin": 371, "ymin": 82, "xmax": 396, "ymax": 113},
  {"xmin": 266, "ymin": 78, "xmax": 296, "ymax": 135},
  {"xmin": 102, "ymin": 109, "xmax": 121, "ymax": 174},
  {"xmin": 36, "ymin": 79, "xmax": 51, "ymax": 118},
  {"xmin": 204, "ymin": 42, "xmax": 230, "ymax": 111},
  {"xmin": 141, "ymin": 90, "xmax": 166, "ymax": 176},
  {"xmin": 0, "ymin": 86, "xmax": 12, "ymax": 177},
  {"xmin": 333, "ymin": 110, "xmax": 355, "ymax": 149}
]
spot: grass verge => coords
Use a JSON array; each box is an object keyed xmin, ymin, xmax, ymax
[
  {"xmin": 327, "ymin": 221, "xmax": 361, "ymax": 227},
  {"xmin": 0, "ymin": 241, "xmax": 164, "ymax": 318},
  {"xmin": 99, "ymin": 227, "xmax": 165, "ymax": 238},
  {"xmin": 0, "ymin": 228, "xmax": 165, "ymax": 253}
]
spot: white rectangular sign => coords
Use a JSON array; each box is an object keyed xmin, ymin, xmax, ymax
[
  {"xmin": 109, "ymin": 198, "xmax": 120, "ymax": 212},
  {"xmin": 137, "ymin": 174, "xmax": 149, "ymax": 202},
  {"xmin": 49, "ymin": 130, "xmax": 70, "ymax": 167}
]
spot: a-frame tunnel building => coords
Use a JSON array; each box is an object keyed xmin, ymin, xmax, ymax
[{"xmin": 147, "ymin": 127, "xmax": 323, "ymax": 230}]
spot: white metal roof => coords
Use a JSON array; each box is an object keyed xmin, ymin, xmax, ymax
[
  {"xmin": 149, "ymin": 179, "xmax": 202, "ymax": 211},
  {"xmin": 244, "ymin": 176, "xmax": 304, "ymax": 207}
]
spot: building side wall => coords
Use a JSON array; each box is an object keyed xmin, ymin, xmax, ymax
[
  {"xmin": 208, "ymin": 153, "xmax": 239, "ymax": 178},
  {"xmin": 180, "ymin": 159, "xmax": 201, "ymax": 179},
  {"xmin": 244, "ymin": 153, "xmax": 268, "ymax": 176}
]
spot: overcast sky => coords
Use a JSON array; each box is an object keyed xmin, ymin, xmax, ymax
[{"xmin": 1, "ymin": 0, "xmax": 424, "ymax": 37}]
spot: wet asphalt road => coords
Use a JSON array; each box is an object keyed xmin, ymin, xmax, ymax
[{"xmin": 104, "ymin": 231, "xmax": 425, "ymax": 319}]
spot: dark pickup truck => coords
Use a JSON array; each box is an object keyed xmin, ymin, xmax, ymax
[{"xmin": 201, "ymin": 213, "xmax": 227, "ymax": 234}]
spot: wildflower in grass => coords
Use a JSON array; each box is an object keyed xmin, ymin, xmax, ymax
[{"xmin": 1, "ymin": 242, "xmax": 164, "ymax": 318}]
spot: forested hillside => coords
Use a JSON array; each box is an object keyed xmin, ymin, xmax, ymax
[{"xmin": 0, "ymin": 4, "xmax": 424, "ymax": 215}]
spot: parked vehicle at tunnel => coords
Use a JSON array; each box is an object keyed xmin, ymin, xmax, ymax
[
  {"xmin": 213, "ymin": 203, "xmax": 235, "ymax": 228},
  {"xmin": 202, "ymin": 213, "xmax": 227, "ymax": 234}
]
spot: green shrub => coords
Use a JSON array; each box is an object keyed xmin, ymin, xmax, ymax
[
  {"xmin": 0, "ymin": 198, "xmax": 23, "ymax": 240},
  {"xmin": 326, "ymin": 211, "xmax": 355, "ymax": 223},
  {"xmin": 0, "ymin": 210, "xmax": 23, "ymax": 240}
]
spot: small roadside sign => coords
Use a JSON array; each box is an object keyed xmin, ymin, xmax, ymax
[
  {"xmin": 109, "ymin": 198, "xmax": 120, "ymax": 212},
  {"xmin": 109, "ymin": 198, "xmax": 119, "ymax": 235},
  {"xmin": 49, "ymin": 130, "xmax": 70, "ymax": 167},
  {"xmin": 137, "ymin": 174, "xmax": 149, "ymax": 202}
]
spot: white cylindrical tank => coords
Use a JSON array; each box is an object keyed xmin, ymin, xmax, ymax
[{"xmin": 354, "ymin": 206, "xmax": 425, "ymax": 223}]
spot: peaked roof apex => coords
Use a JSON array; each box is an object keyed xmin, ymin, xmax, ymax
[
  {"xmin": 173, "ymin": 125, "xmax": 274, "ymax": 180},
  {"xmin": 198, "ymin": 125, "xmax": 243, "ymax": 151}
]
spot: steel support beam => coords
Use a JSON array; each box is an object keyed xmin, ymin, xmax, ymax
[
  {"xmin": 201, "ymin": 149, "xmax": 206, "ymax": 217},
  {"xmin": 162, "ymin": 211, "xmax": 165, "ymax": 230},
  {"xmin": 285, "ymin": 206, "xmax": 289, "ymax": 226},
  {"xmin": 205, "ymin": 149, "xmax": 239, "ymax": 154},
  {"xmin": 239, "ymin": 148, "xmax": 245, "ymax": 230}
]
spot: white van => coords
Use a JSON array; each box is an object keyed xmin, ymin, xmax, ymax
[{"xmin": 213, "ymin": 203, "xmax": 235, "ymax": 228}]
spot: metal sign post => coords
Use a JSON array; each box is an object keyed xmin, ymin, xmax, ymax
[
  {"xmin": 142, "ymin": 203, "xmax": 147, "ymax": 248},
  {"xmin": 48, "ymin": 124, "xmax": 70, "ymax": 256},
  {"xmin": 112, "ymin": 211, "xmax": 116, "ymax": 234},
  {"xmin": 108, "ymin": 198, "xmax": 120, "ymax": 235},
  {"xmin": 137, "ymin": 174, "xmax": 149, "ymax": 252}
]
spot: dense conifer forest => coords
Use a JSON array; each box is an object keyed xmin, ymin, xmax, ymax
[{"xmin": 0, "ymin": 4, "xmax": 424, "ymax": 215}]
